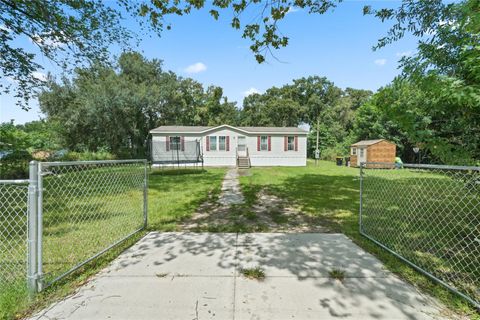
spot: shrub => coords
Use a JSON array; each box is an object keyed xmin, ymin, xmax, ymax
[
  {"xmin": 320, "ymin": 147, "xmax": 338, "ymax": 161},
  {"xmin": 49, "ymin": 151, "xmax": 116, "ymax": 161},
  {"xmin": 0, "ymin": 150, "xmax": 33, "ymax": 179}
]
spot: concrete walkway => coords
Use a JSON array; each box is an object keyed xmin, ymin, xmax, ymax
[
  {"xmin": 218, "ymin": 168, "xmax": 244, "ymax": 206},
  {"xmin": 29, "ymin": 232, "xmax": 448, "ymax": 320}
]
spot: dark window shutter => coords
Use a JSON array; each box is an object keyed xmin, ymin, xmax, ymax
[
  {"xmin": 294, "ymin": 135, "xmax": 298, "ymax": 151},
  {"xmin": 206, "ymin": 136, "xmax": 210, "ymax": 151},
  {"xmin": 268, "ymin": 136, "xmax": 271, "ymax": 151},
  {"xmin": 181, "ymin": 136, "xmax": 185, "ymax": 151},
  {"xmin": 257, "ymin": 136, "xmax": 260, "ymax": 151},
  {"xmin": 284, "ymin": 136, "xmax": 287, "ymax": 151},
  {"xmin": 166, "ymin": 136, "xmax": 170, "ymax": 151},
  {"xmin": 226, "ymin": 136, "xmax": 230, "ymax": 151}
]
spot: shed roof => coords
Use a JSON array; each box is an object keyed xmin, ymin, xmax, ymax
[
  {"xmin": 150, "ymin": 124, "xmax": 308, "ymax": 135},
  {"xmin": 351, "ymin": 139, "xmax": 390, "ymax": 147}
]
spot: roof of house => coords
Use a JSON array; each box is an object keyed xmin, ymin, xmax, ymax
[
  {"xmin": 351, "ymin": 139, "xmax": 390, "ymax": 147},
  {"xmin": 149, "ymin": 124, "xmax": 308, "ymax": 135}
]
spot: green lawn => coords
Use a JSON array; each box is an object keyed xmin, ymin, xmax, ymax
[
  {"xmin": 1, "ymin": 162, "xmax": 478, "ymax": 319},
  {"xmin": 0, "ymin": 167, "xmax": 226, "ymax": 320},
  {"xmin": 239, "ymin": 160, "xmax": 479, "ymax": 318},
  {"xmin": 239, "ymin": 160, "xmax": 361, "ymax": 237},
  {"xmin": 147, "ymin": 168, "xmax": 226, "ymax": 230}
]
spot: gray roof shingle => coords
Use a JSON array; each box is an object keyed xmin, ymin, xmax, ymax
[
  {"xmin": 150, "ymin": 126, "xmax": 212, "ymax": 133},
  {"xmin": 150, "ymin": 125, "xmax": 308, "ymax": 134}
]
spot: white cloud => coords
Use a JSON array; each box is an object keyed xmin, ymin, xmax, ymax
[
  {"xmin": 374, "ymin": 59, "xmax": 387, "ymax": 66},
  {"xmin": 5, "ymin": 76, "xmax": 18, "ymax": 84},
  {"xmin": 0, "ymin": 25, "xmax": 11, "ymax": 33},
  {"xmin": 31, "ymin": 32, "xmax": 65, "ymax": 48},
  {"xmin": 243, "ymin": 87, "xmax": 260, "ymax": 96},
  {"xmin": 439, "ymin": 19, "xmax": 458, "ymax": 30},
  {"xmin": 184, "ymin": 62, "xmax": 207, "ymax": 74},
  {"xmin": 396, "ymin": 51, "xmax": 413, "ymax": 57},
  {"xmin": 286, "ymin": 7, "xmax": 300, "ymax": 14},
  {"xmin": 32, "ymin": 71, "xmax": 47, "ymax": 82}
]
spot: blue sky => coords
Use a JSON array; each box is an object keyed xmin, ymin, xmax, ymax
[{"xmin": 0, "ymin": 1, "xmax": 418, "ymax": 124}]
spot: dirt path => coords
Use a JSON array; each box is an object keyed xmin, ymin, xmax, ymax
[{"xmin": 180, "ymin": 169, "xmax": 331, "ymax": 233}]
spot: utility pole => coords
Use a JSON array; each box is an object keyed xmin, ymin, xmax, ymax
[{"xmin": 315, "ymin": 117, "xmax": 320, "ymax": 166}]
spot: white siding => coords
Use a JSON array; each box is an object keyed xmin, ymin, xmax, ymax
[
  {"xmin": 151, "ymin": 127, "xmax": 307, "ymax": 167},
  {"xmin": 247, "ymin": 134, "xmax": 306, "ymax": 166},
  {"xmin": 202, "ymin": 128, "xmax": 237, "ymax": 166}
]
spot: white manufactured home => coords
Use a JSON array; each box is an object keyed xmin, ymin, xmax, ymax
[{"xmin": 149, "ymin": 125, "xmax": 308, "ymax": 167}]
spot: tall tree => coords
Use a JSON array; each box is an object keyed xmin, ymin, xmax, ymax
[
  {"xmin": 290, "ymin": 76, "xmax": 342, "ymax": 125},
  {"xmin": 365, "ymin": 0, "xmax": 480, "ymax": 164},
  {"xmin": 1, "ymin": 0, "xmax": 131, "ymax": 109},
  {"xmin": 240, "ymin": 86, "xmax": 305, "ymax": 127},
  {"xmin": 39, "ymin": 52, "xmax": 240, "ymax": 157},
  {"xmin": 4, "ymin": 0, "xmax": 462, "ymax": 109}
]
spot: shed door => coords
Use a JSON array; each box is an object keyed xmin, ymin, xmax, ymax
[{"xmin": 357, "ymin": 147, "xmax": 367, "ymax": 166}]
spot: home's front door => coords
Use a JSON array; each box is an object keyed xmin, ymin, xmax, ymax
[
  {"xmin": 357, "ymin": 147, "xmax": 367, "ymax": 166},
  {"xmin": 237, "ymin": 136, "xmax": 247, "ymax": 157}
]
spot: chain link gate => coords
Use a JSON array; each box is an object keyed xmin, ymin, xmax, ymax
[
  {"xmin": 359, "ymin": 162, "xmax": 480, "ymax": 309},
  {"xmin": 0, "ymin": 179, "xmax": 30, "ymax": 297},
  {"xmin": 0, "ymin": 160, "xmax": 147, "ymax": 296}
]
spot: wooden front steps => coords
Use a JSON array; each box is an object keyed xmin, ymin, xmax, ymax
[{"xmin": 237, "ymin": 156, "xmax": 250, "ymax": 169}]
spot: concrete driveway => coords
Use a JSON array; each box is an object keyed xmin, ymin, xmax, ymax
[{"xmin": 29, "ymin": 232, "xmax": 448, "ymax": 320}]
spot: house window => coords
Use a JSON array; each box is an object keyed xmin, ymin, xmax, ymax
[
  {"xmin": 209, "ymin": 136, "xmax": 217, "ymax": 151},
  {"xmin": 351, "ymin": 147, "xmax": 357, "ymax": 155},
  {"xmin": 169, "ymin": 136, "xmax": 181, "ymax": 150},
  {"xmin": 359, "ymin": 148, "xmax": 364, "ymax": 157},
  {"xmin": 260, "ymin": 136, "xmax": 268, "ymax": 151},
  {"xmin": 287, "ymin": 136, "xmax": 295, "ymax": 151},
  {"xmin": 219, "ymin": 136, "xmax": 226, "ymax": 151}
]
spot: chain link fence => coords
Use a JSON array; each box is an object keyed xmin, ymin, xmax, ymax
[
  {"xmin": 38, "ymin": 160, "xmax": 147, "ymax": 288},
  {"xmin": 360, "ymin": 163, "xmax": 480, "ymax": 309},
  {"xmin": 0, "ymin": 160, "xmax": 147, "ymax": 295},
  {"xmin": 0, "ymin": 180, "xmax": 29, "ymax": 297}
]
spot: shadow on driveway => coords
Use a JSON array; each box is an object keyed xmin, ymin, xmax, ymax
[{"xmin": 29, "ymin": 232, "xmax": 450, "ymax": 320}]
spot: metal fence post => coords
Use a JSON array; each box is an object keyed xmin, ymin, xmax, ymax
[
  {"xmin": 143, "ymin": 161, "xmax": 148, "ymax": 228},
  {"xmin": 360, "ymin": 162, "xmax": 480, "ymax": 309},
  {"xmin": 27, "ymin": 161, "xmax": 38, "ymax": 296},
  {"xmin": 36, "ymin": 163, "xmax": 44, "ymax": 291},
  {"xmin": 358, "ymin": 162, "xmax": 364, "ymax": 234}
]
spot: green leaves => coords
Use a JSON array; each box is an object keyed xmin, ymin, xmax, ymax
[
  {"xmin": 37, "ymin": 52, "xmax": 240, "ymax": 157},
  {"xmin": 132, "ymin": 0, "xmax": 337, "ymax": 65},
  {"xmin": 209, "ymin": 9, "xmax": 219, "ymax": 20},
  {"xmin": 362, "ymin": 0, "xmax": 480, "ymax": 164},
  {"xmin": 1, "ymin": 0, "xmax": 132, "ymax": 110},
  {"xmin": 231, "ymin": 17, "xmax": 240, "ymax": 29}
]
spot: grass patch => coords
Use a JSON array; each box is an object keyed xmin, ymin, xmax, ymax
[
  {"xmin": 155, "ymin": 272, "xmax": 169, "ymax": 278},
  {"xmin": 1, "ymin": 167, "xmax": 226, "ymax": 320},
  {"xmin": 202, "ymin": 222, "xmax": 268, "ymax": 233},
  {"xmin": 270, "ymin": 210, "xmax": 289, "ymax": 224},
  {"xmin": 329, "ymin": 269, "xmax": 346, "ymax": 281},
  {"xmin": 239, "ymin": 160, "xmax": 479, "ymax": 318},
  {"xmin": 148, "ymin": 168, "xmax": 226, "ymax": 230},
  {"xmin": 240, "ymin": 267, "xmax": 266, "ymax": 281},
  {"xmin": 150, "ymin": 168, "xmax": 206, "ymax": 176},
  {"xmin": 244, "ymin": 211, "xmax": 258, "ymax": 221},
  {"xmin": 0, "ymin": 282, "xmax": 29, "ymax": 320},
  {"xmin": 2, "ymin": 232, "xmax": 144, "ymax": 320}
]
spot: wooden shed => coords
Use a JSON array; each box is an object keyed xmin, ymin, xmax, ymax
[{"xmin": 350, "ymin": 139, "xmax": 396, "ymax": 167}]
